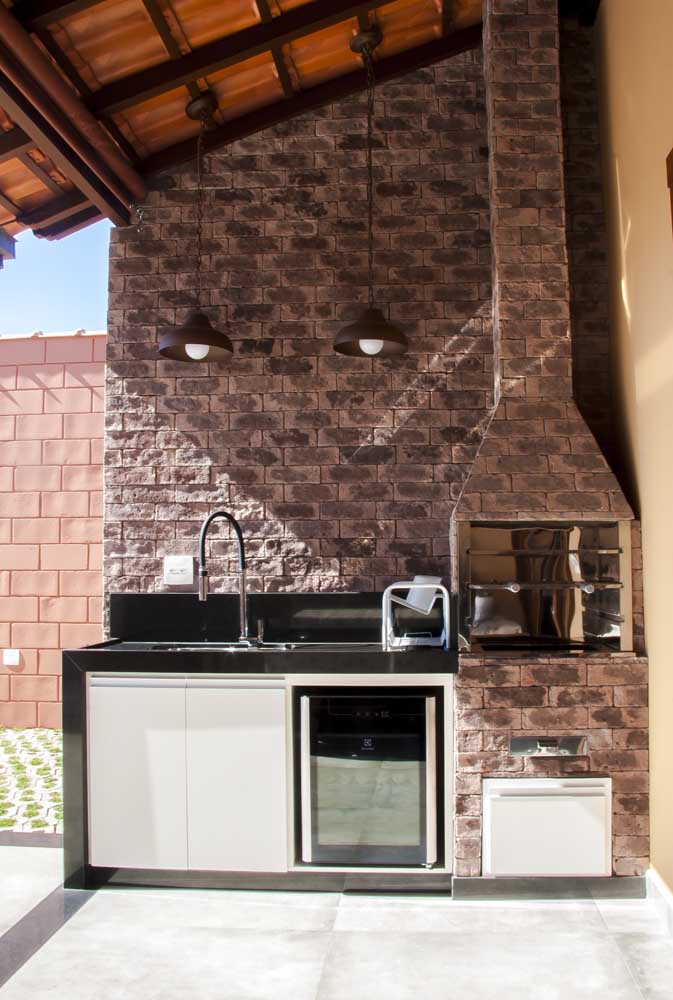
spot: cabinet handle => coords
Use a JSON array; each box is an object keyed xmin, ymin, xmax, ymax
[
  {"xmin": 186, "ymin": 677, "xmax": 285, "ymax": 689},
  {"xmin": 89, "ymin": 675, "xmax": 185, "ymax": 688},
  {"xmin": 492, "ymin": 792, "xmax": 607, "ymax": 800}
]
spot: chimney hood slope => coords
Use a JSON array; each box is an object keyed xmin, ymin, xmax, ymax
[{"xmin": 454, "ymin": 397, "xmax": 633, "ymax": 521}]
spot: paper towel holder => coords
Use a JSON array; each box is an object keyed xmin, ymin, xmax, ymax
[{"xmin": 381, "ymin": 578, "xmax": 450, "ymax": 651}]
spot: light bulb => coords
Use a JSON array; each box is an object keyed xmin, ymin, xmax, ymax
[
  {"xmin": 358, "ymin": 338, "xmax": 384, "ymax": 356},
  {"xmin": 185, "ymin": 343, "xmax": 210, "ymax": 361}
]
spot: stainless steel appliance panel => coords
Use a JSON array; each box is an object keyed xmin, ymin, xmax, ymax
[{"xmin": 458, "ymin": 521, "xmax": 632, "ymax": 652}]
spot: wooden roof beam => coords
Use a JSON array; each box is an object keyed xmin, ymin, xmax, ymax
[
  {"xmin": 89, "ymin": 0, "xmax": 399, "ymax": 116},
  {"xmin": 139, "ymin": 0, "xmax": 210, "ymax": 110},
  {"xmin": 10, "ymin": 0, "xmax": 102, "ymax": 31},
  {"xmin": 441, "ymin": 0, "xmax": 454, "ymax": 35},
  {"xmin": 0, "ymin": 125, "xmax": 34, "ymax": 163},
  {"xmin": 0, "ymin": 188, "xmax": 20, "ymax": 219},
  {"xmin": 34, "ymin": 202, "xmax": 101, "ymax": 239},
  {"xmin": 141, "ymin": 23, "xmax": 483, "ymax": 175},
  {"xmin": 18, "ymin": 188, "xmax": 89, "ymax": 227},
  {"xmin": 257, "ymin": 0, "xmax": 296, "ymax": 100},
  {"xmin": 18, "ymin": 150, "xmax": 65, "ymax": 195},
  {"xmin": 0, "ymin": 64, "xmax": 130, "ymax": 225}
]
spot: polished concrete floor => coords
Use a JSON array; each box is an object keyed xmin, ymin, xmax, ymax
[{"xmin": 1, "ymin": 848, "xmax": 673, "ymax": 999}]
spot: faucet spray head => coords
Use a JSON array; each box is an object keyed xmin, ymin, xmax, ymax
[{"xmin": 198, "ymin": 568, "xmax": 208, "ymax": 602}]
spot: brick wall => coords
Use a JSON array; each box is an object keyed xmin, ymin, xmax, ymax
[
  {"xmin": 105, "ymin": 50, "xmax": 494, "ymax": 595},
  {"xmin": 454, "ymin": 654, "xmax": 649, "ymax": 877},
  {"xmin": 0, "ymin": 335, "xmax": 104, "ymax": 727},
  {"xmin": 454, "ymin": 0, "xmax": 631, "ymax": 522}
]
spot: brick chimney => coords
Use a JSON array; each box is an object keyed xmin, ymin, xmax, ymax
[{"xmin": 454, "ymin": 0, "xmax": 631, "ymax": 521}]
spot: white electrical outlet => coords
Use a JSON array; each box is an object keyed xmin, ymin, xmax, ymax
[
  {"xmin": 163, "ymin": 555, "xmax": 194, "ymax": 586},
  {"xmin": 3, "ymin": 649, "xmax": 20, "ymax": 667}
]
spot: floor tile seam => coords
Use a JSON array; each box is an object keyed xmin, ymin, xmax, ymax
[
  {"xmin": 312, "ymin": 923, "xmax": 343, "ymax": 1000},
  {"xmin": 608, "ymin": 934, "xmax": 649, "ymax": 1000}
]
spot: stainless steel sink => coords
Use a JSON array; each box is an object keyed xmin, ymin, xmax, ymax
[{"xmin": 148, "ymin": 640, "xmax": 383, "ymax": 653}]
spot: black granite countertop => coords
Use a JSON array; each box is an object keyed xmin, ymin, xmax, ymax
[{"xmin": 65, "ymin": 638, "xmax": 457, "ymax": 675}]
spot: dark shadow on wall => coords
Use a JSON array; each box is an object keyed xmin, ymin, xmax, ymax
[{"xmin": 560, "ymin": 18, "xmax": 620, "ymax": 476}]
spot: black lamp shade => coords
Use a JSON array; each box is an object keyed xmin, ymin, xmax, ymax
[
  {"xmin": 333, "ymin": 307, "xmax": 407, "ymax": 357},
  {"xmin": 159, "ymin": 309, "xmax": 233, "ymax": 362}
]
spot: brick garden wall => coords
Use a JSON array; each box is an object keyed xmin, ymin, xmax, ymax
[
  {"xmin": 104, "ymin": 49, "xmax": 494, "ymax": 596},
  {"xmin": 0, "ymin": 335, "xmax": 104, "ymax": 727}
]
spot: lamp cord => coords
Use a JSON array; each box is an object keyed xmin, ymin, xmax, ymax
[
  {"xmin": 363, "ymin": 43, "xmax": 375, "ymax": 310},
  {"xmin": 195, "ymin": 122, "xmax": 205, "ymax": 308}
]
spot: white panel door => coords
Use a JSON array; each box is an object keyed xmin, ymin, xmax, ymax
[
  {"xmin": 483, "ymin": 778, "xmax": 611, "ymax": 877},
  {"xmin": 87, "ymin": 676, "xmax": 188, "ymax": 870},
  {"xmin": 186, "ymin": 679, "xmax": 288, "ymax": 872}
]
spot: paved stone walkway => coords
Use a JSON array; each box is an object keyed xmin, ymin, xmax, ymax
[{"xmin": 0, "ymin": 728, "xmax": 63, "ymax": 833}]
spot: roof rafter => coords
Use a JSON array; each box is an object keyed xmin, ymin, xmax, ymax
[
  {"xmin": 30, "ymin": 21, "xmax": 142, "ymax": 167},
  {"xmin": 34, "ymin": 202, "xmax": 101, "ymax": 238},
  {"xmin": 0, "ymin": 58, "xmax": 129, "ymax": 225},
  {"xmin": 18, "ymin": 188, "xmax": 89, "ymax": 227},
  {"xmin": 0, "ymin": 126, "xmax": 34, "ymax": 163},
  {"xmin": 10, "ymin": 0, "xmax": 102, "ymax": 31},
  {"xmin": 256, "ymin": 0, "xmax": 295, "ymax": 100},
  {"xmin": 141, "ymin": 23, "xmax": 483, "ymax": 176},
  {"xmin": 139, "ymin": 0, "xmax": 204, "ymax": 107},
  {"xmin": 441, "ymin": 0, "xmax": 454, "ymax": 35},
  {"xmin": 89, "ymin": 0, "xmax": 399, "ymax": 116},
  {"xmin": 18, "ymin": 149, "xmax": 65, "ymax": 195},
  {"xmin": 0, "ymin": 188, "xmax": 20, "ymax": 218}
]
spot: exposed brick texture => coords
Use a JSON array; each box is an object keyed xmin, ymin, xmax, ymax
[
  {"xmin": 454, "ymin": 1, "xmax": 632, "ymax": 522},
  {"xmin": 0, "ymin": 335, "xmax": 104, "ymax": 728},
  {"xmin": 105, "ymin": 51, "xmax": 494, "ymax": 594},
  {"xmin": 484, "ymin": 0, "xmax": 572, "ymax": 404},
  {"xmin": 454, "ymin": 654, "xmax": 649, "ymax": 877},
  {"xmin": 101, "ymin": 3, "xmax": 648, "ymax": 879},
  {"xmin": 455, "ymin": 396, "xmax": 633, "ymax": 518}
]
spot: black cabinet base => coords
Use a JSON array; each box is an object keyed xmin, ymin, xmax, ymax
[{"xmin": 77, "ymin": 867, "xmax": 453, "ymax": 893}]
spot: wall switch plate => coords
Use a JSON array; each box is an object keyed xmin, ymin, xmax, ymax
[
  {"xmin": 3, "ymin": 649, "xmax": 20, "ymax": 667},
  {"xmin": 163, "ymin": 555, "xmax": 194, "ymax": 586}
]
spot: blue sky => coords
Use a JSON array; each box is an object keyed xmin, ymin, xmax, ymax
[{"xmin": 0, "ymin": 219, "xmax": 111, "ymax": 335}]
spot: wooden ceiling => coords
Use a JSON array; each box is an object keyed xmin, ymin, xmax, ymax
[{"xmin": 0, "ymin": 0, "xmax": 485, "ymax": 254}]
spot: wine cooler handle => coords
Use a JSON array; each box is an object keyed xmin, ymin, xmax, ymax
[
  {"xmin": 426, "ymin": 696, "xmax": 437, "ymax": 865},
  {"xmin": 300, "ymin": 696, "xmax": 312, "ymax": 863}
]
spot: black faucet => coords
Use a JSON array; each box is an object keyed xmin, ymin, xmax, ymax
[{"xmin": 198, "ymin": 510, "xmax": 250, "ymax": 643}]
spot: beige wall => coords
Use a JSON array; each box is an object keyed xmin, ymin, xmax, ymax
[{"xmin": 596, "ymin": 0, "xmax": 673, "ymax": 892}]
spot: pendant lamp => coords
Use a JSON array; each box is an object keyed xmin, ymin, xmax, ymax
[
  {"xmin": 333, "ymin": 27, "xmax": 407, "ymax": 358},
  {"xmin": 159, "ymin": 91, "xmax": 233, "ymax": 363}
]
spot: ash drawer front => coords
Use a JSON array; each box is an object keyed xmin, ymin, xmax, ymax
[{"xmin": 483, "ymin": 778, "xmax": 612, "ymax": 877}]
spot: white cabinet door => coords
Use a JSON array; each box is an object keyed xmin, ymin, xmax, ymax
[
  {"xmin": 87, "ymin": 676, "xmax": 188, "ymax": 870},
  {"xmin": 483, "ymin": 778, "xmax": 612, "ymax": 877},
  {"xmin": 186, "ymin": 679, "xmax": 288, "ymax": 872}
]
